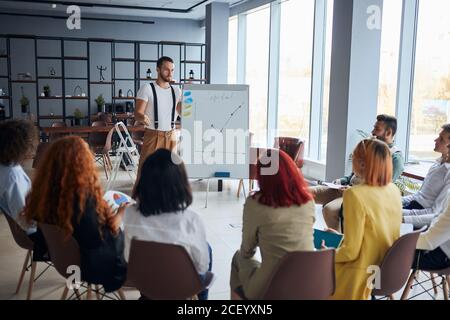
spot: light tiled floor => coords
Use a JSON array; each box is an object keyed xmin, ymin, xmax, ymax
[{"xmin": 0, "ymin": 160, "xmax": 447, "ymax": 300}]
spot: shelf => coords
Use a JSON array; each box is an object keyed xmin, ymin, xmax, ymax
[
  {"xmin": 181, "ymin": 60, "xmax": 206, "ymax": 64},
  {"xmin": 11, "ymin": 80, "xmax": 36, "ymax": 83},
  {"xmin": 65, "ymin": 96, "xmax": 89, "ymax": 100},
  {"xmin": 139, "ymin": 78, "xmax": 157, "ymax": 81},
  {"xmin": 0, "ymin": 96, "xmax": 10, "ymax": 99},
  {"xmin": 139, "ymin": 59, "xmax": 158, "ymax": 63},
  {"xmin": 181, "ymin": 79, "xmax": 206, "ymax": 82},
  {"xmin": 113, "ymin": 78, "xmax": 135, "ymax": 81},
  {"xmin": 0, "ymin": 55, "xmax": 9, "ymax": 58},
  {"xmin": 39, "ymin": 115, "xmax": 64, "ymax": 119},
  {"xmin": 64, "ymin": 56, "xmax": 88, "ymax": 61},
  {"xmin": 113, "ymin": 58, "xmax": 136, "ymax": 62},
  {"xmin": 90, "ymin": 81, "xmax": 113, "ymax": 84},
  {"xmin": 113, "ymin": 97, "xmax": 136, "ymax": 100},
  {"xmin": 36, "ymin": 56, "xmax": 61, "ymax": 60},
  {"xmin": 65, "ymin": 77, "xmax": 88, "ymax": 80},
  {"xmin": 38, "ymin": 96, "xmax": 63, "ymax": 99},
  {"xmin": 38, "ymin": 76, "xmax": 63, "ymax": 79},
  {"xmin": 0, "ymin": 75, "xmax": 9, "ymax": 78}
]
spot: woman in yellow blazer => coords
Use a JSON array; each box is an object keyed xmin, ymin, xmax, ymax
[{"xmin": 331, "ymin": 139, "xmax": 402, "ymax": 300}]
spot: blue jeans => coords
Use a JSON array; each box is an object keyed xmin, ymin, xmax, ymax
[{"xmin": 197, "ymin": 243, "xmax": 213, "ymax": 300}]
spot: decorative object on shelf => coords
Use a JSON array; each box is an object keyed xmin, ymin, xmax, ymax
[
  {"xmin": 0, "ymin": 104, "xmax": 5, "ymax": 121},
  {"xmin": 189, "ymin": 69, "xmax": 195, "ymax": 80},
  {"xmin": 95, "ymin": 94, "xmax": 105, "ymax": 113},
  {"xmin": 0, "ymin": 88, "xmax": 5, "ymax": 96},
  {"xmin": 43, "ymin": 84, "xmax": 51, "ymax": 97},
  {"xmin": 73, "ymin": 85, "xmax": 82, "ymax": 97},
  {"xmin": 97, "ymin": 65, "xmax": 107, "ymax": 81},
  {"xmin": 20, "ymin": 87, "xmax": 29, "ymax": 114},
  {"xmin": 49, "ymin": 67, "xmax": 56, "ymax": 77},
  {"xmin": 146, "ymin": 68, "xmax": 152, "ymax": 79},
  {"xmin": 125, "ymin": 101, "xmax": 134, "ymax": 113},
  {"xmin": 73, "ymin": 108, "xmax": 83, "ymax": 126},
  {"xmin": 17, "ymin": 72, "xmax": 32, "ymax": 81},
  {"xmin": 119, "ymin": 89, "xmax": 124, "ymax": 97},
  {"xmin": 127, "ymin": 89, "xmax": 133, "ymax": 97}
]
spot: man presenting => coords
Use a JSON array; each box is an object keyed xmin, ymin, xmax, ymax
[{"xmin": 134, "ymin": 56, "xmax": 182, "ymax": 184}]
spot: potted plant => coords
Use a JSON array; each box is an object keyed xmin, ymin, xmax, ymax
[
  {"xmin": 95, "ymin": 94, "xmax": 105, "ymax": 113},
  {"xmin": 20, "ymin": 87, "xmax": 30, "ymax": 113},
  {"xmin": 43, "ymin": 84, "xmax": 51, "ymax": 97},
  {"xmin": 73, "ymin": 108, "xmax": 83, "ymax": 126}
]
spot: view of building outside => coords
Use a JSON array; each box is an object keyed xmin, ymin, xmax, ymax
[
  {"xmin": 377, "ymin": 0, "xmax": 402, "ymax": 117},
  {"xmin": 228, "ymin": 16, "xmax": 238, "ymax": 85},
  {"xmin": 320, "ymin": 0, "xmax": 334, "ymax": 161},
  {"xmin": 245, "ymin": 5, "xmax": 270, "ymax": 147},
  {"xmin": 277, "ymin": 0, "xmax": 315, "ymax": 155},
  {"xmin": 410, "ymin": 0, "xmax": 450, "ymax": 161}
]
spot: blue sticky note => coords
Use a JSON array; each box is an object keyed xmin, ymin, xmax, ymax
[
  {"xmin": 184, "ymin": 97, "xmax": 193, "ymax": 104},
  {"xmin": 214, "ymin": 172, "xmax": 230, "ymax": 178},
  {"xmin": 184, "ymin": 91, "xmax": 192, "ymax": 97}
]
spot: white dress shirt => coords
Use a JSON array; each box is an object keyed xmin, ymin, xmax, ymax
[
  {"xmin": 403, "ymin": 161, "xmax": 450, "ymax": 228},
  {"xmin": 417, "ymin": 190, "xmax": 450, "ymax": 259},
  {"xmin": 0, "ymin": 164, "xmax": 35, "ymax": 234},
  {"xmin": 122, "ymin": 204, "xmax": 209, "ymax": 273}
]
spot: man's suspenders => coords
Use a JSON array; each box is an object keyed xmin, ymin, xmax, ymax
[{"xmin": 150, "ymin": 83, "xmax": 176, "ymax": 130}]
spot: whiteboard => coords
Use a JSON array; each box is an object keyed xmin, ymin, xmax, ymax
[{"xmin": 180, "ymin": 84, "xmax": 249, "ymax": 179}]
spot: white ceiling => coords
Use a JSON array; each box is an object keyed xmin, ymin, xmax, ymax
[{"xmin": 0, "ymin": 0, "xmax": 245, "ymax": 20}]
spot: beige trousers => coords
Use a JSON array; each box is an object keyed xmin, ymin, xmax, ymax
[
  {"xmin": 308, "ymin": 186, "xmax": 344, "ymax": 231},
  {"xmin": 133, "ymin": 129, "xmax": 177, "ymax": 195}
]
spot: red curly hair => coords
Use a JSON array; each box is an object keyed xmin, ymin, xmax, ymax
[
  {"xmin": 24, "ymin": 136, "xmax": 114, "ymax": 237},
  {"xmin": 254, "ymin": 149, "xmax": 313, "ymax": 207}
]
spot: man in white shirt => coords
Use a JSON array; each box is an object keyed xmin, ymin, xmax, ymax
[
  {"xmin": 403, "ymin": 124, "xmax": 450, "ymax": 229},
  {"xmin": 412, "ymin": 140, "xmax": 450, "ymax": 272},
  {"xmin": 134, "ymin": 56, "xmax": 182, "ymax": 190}
]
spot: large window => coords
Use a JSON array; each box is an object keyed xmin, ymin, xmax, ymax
[
  {"xmin": 377, "ymin": 0, "xmax": 403, "ymax": 116},
  {"xmin": 277, "ymin": 0, "xmax": 315, "ymax": 153},
  {"xmin": 320, "ymin": 0, "xmax": 334, "ymax": 161},
  {"xmin": 228, "ymin": 16, "xmax": 238, "ymax": 85},
  {"xmin": 409, "ymin": 0, "xmax": 450, "ymax": 161},
  {"xmin": 245, "ymin": 5, "xmax": 270, "ymax": 146}
]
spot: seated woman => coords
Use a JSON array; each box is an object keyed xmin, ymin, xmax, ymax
[
  {"xmin": 0, "ymin": 119, "xmax": 37, "ymax": 234},
  {"xmin": 403, "ymin": 124, "xmax": 450, "ymax": 229},
  {"xmin": 230, "ymin": 149, "xmax": 315, "ymax": 300},
  {"xmin": 23, "ymin": 136, "xmax": 127, "ymax": 293},
  {"xmin": 122, "ymin": 149, "xmax": 212, "ymax": 300},
  {"xmin": 331, "ymin": 139, "xmax": 402, "ymax": 300}
]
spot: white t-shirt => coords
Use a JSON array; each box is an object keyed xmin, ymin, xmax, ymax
[
  {"xmin": 122, "ymin": 204, "xmax": 210, "ymax": 274},
  {"xmin": 136, "ymin": 82, "xmax": 181, "ymax": 131}
]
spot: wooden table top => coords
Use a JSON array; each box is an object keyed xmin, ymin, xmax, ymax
[{"xmin": 402, "ymin": 162, "xmax": 433, "ymax": 181}]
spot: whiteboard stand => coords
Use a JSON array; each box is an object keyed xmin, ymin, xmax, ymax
[
  {"xmin": 106, "ymin": 122, "xmax": 140, "ymax": 191},
  {"xmin": 204, "ymin": 177, "xmax": 246, "ymax": 208}
]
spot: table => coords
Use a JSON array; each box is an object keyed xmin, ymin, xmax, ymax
[{"xmin": 402, "ymin": 163, "xmax": 432, "ymax": 181}]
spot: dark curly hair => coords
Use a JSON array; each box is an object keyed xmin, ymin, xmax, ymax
[{"xmin": 0, "ymin": 119, "xmax": 38, "ymax": 166}]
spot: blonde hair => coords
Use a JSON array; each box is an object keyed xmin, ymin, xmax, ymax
[{"xmin": 352, "ymin": 139, "xmax": 393, "ymax": 186}]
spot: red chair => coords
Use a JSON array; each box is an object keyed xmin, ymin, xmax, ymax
[{"xmin": 274, "ymin": 137, "xmax": 305, "ymax": 168}]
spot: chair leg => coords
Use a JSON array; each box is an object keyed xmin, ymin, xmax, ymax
[
  {"xmin": 74, "ymin": 288, "xmax": 82, "ymax": 300},
  {"xmin": 16, "ymin": 250, "xmax": 31, "ymax": 294},
  {"xmin": 237, "ymin": 179, "xmax": 243, "ymax": 198},
  {"xmin": 102, "ymin": 155, "xmax": 109, "ymax": 180},
  {"xmin": 430, "ymin": 273, "xmax": 439, "ymax": 295},
  {"xmin": 61, "ymin": 285, "xmax": 69, "ymax": 300},
  {"xmin": 95, "ymin": 285, "xmax": 101, "ymax": 300},
  {"xmin": 86, "ymin": 284, "xmax": 92, "ymax": 300},
  {"xmin": 443, "ymin": 276, "xmax": 449, "ymax": 301},
  {"xmin": 401, "ymin": 270, "xmax": 418, "ymax": 300},
  {"xmin": 26, "ymin": 261, "xmax": 37, "ymax": 300},
  {"xmin": 117, "ymin": 288, "xmax": 126, "ymax": 300}
]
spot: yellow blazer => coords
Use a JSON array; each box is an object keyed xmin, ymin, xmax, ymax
[{"xmin": 331, "ymin": 183, "xmax": 402, "ymax": 300}]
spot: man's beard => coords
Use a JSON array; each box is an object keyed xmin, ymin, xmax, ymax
[{"xmin": 161, "ymin": 75, "xmax": 172, "ymax": 82}]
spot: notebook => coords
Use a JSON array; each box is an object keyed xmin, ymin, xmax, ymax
[
  {"xmin": 313, "ymin": 228, "xmax": 344, "ymax": 250},
  {"xmin": 103, "ymin": 190, "xmax": 135, "ymax": 212}
]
